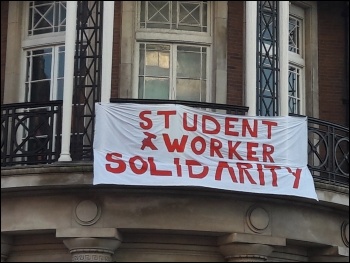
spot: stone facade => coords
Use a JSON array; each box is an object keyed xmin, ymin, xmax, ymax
[{"xmin": 1, "ymin": 164, "xmax": 348, "ymax": 262}]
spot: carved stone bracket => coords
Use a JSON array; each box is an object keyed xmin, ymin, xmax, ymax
[
  {"xmin": 63, "ymin": 237, "xmax": 121, "ymax": 262},
  {"xmin": 218, "ymin": 233, "xmax": 286, "ymax": 262}
]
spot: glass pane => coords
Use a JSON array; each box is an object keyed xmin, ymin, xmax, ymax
[
  {"xmin": 139, "ymin": 48, "xmax": 145, "ymax": 75},
  {"xmin": 172, "ymin": 1, "xmax": 177, "ymax": 29},
  {"xmin": 179, "ymin": 3, "xmax": 200, "ymax": 25},
  {"xmin": 288, "ymin": 65, "xmax": 301, "ymax": 114},
  {"xmin": 262, "ymin": 68, "xmax": 273, "ymax": 92},
  {"xmin": 29, "ymin": 1, "xmax": 66, "ymax": 35},
  {"xmin": 138, "ymin": 76, "xmax": 144, "ymax": 98},
  {"xmin": 36, "ymin": 19, "xmax": 52, "ymax": 31},
  {"xmin": 30, "ymin": 81, "xmax": 51, "ymax": 102},
  {"xmin": 32, "ymin": 52, "xmax": 52, "ymax": 81},
  {"xmin": 140, "ymin": 1, "xmax": 146, "ymax": 24},
  {"xmin": 289, "ymin": 17, "xmax": 300, "ymax": 54},
  {"xmin": 202, "ymin": 2, "xmax": 207, "ymax": 28},
  {"xmin": 176, "ymin": 79, "xmax": 200, "ymax": 101},
  {"xmin": 145, "ymin": 44, "xmax": 170, "ymax": 77},
  {"xmin": 201, "ymin": 80, "xmax": 206, "ymax": 102},
  {"xmin": 202, "ymin": 52, "xmax": 206, "ymax": 79},
  {"xmin": 288, "ymin": 67, "xmax": 297, "ymax": 96},
  {"xmin": 144, "ymin": 77, "xmax": 169, "ymax": 99},
  {"xmin": 177, "ymin": 47, "xmax": 201, "ymax": 78},
  {"xmin": 142, "ymin": 1, "xmax": 207, "ymax": 32},
  {"xmin": 59, "ymin": 3, "xmax": 66, "ymax": 26},
  {"xmin": 58, "ymin": 48, "xmax": 65, "ymax": 78},
  {"xmin": 26, "ymin": 56, "xmax": 31, "ymax": 82},
  {"xmin": 56, "ymin": 79, "xmax": 64, "ymax": 100},
  {"xmin": 148, "ymin": 1, "xmax": 169, "ymax": 22},
  {"xmin": 44, "ymin": 5, "xmax": 54, "ymax": 24}
]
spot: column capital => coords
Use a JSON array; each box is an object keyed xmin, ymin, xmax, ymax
[
  {"xmin": 218, "ymin": 233, "xmax": 285, "ymax": 262},
  {"xmin": 63, "ymin": 237, "xmax": 121, "ymax": 262},
  {"xmin": 219, "ymin": 243, "xmax": 273, "ymax": 262}
]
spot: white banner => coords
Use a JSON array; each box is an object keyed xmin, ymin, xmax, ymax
[{"xmin": 93, "ymin": 103, "xmax": 318, "ymax": 200}]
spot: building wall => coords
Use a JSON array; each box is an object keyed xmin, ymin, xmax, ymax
[
  {"xmin": 318, "ymin": 1, "xmax": 348, "ymax": 126},
  {"xmin": 1, "ymin": 1, "xmax": 9, "ymax": 105},
  {"xmin": 227, "ymin": 1, "xmax": 244, "ymax": 106}
]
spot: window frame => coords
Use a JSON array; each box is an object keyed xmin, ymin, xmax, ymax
[
  {"xmin": 138, "ymin": 1, "xmax": 210, "ymax": 34},
  {"xmin": 21, "ymin": 1, "xmax": 66, "ymax": 103},
  {"xmin": 247, "ymin": 1, "xmax": 318, "ymax": 117},
  {"xmin": 135, "ymin": 41, "xmax": 211, "ymax": 101},
  {"xmin": 288, "ymin": 3, "xmax": 306, "ymax": 115},
  {"xmin": 131, "ymin": 1, "xmax": 213, "ymax": 102}
]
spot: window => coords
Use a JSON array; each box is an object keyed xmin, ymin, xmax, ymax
[
  {"xmin": 25, "ymin": 46, "xmax": 65, "ymax": 103},
  {"xmin": 138, "ymin": 43, "xmax": 207, "ymax": 101},
  {"xmin": 21, "ymin": 1, "xmax": 67, "ymax": 161},
  {"xmin": 288, "ymin": 4, "xmax": 305, "ymax": 114},
  {"xmin": 256, "ymin": 1, "xmax": 279, "ymax": 116},
  {"xmin": 254, "ymin": 1, "xmax": 314, "ymax": 116},
  {"xmin": 24, "ymin": 1, "xmax": 67, "ymax": 103},
  {"xmin": 135, "ymin": 1, "xmax": 211, "ymax": 102}
]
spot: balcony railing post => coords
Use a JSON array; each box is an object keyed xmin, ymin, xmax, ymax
[
  {"xmin": 101, "ymin": 1, "xmax": 114, "ymax": 103},
  {"xmin": 279, "ymin": 1, "xmax": 289, "ymax": 116}
]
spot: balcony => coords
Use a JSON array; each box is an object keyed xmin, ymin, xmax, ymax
[
  {"xmin": 1, "ymin": 99, "xmax": 349, "ymax": 189},
  {"xmin": 1, "ymin": 101, "xmax": 63, "ymax": 166}
]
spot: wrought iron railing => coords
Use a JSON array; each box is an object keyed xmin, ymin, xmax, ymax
[
  {"xmin": 303, "ymin": 116, "xmax": 349, "ymax": 187},
  {"xmin": 1, "ymin": 101, "xmax": 63, "ymax": 167},
  {"xmin": 1, "ymin": 100, "xmax": 348, "ymax": 189}
]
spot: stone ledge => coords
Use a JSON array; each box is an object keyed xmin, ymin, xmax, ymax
[
  {"xmin": 1, "ymin": 162, "xmax": 93, "ymax": 176},
  {"xmin": 1, "ymin": 164, "xmax": 349, "ymax": 208},
  {"xmin": 217, "ymin": 232, "xmax": 286, "ymax": 247},
  {"xmin": 56, "ymin": 228, "xmax": 122, "ymax": 240}
]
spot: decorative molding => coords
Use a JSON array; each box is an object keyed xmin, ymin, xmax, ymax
[
  {"xmin": 74, "ymin": 200, "xmax": 101, "ymax": 226},
  {"xmin": 72, "ymin": 252, "xmax": 112, "ymax": 262},
  {"xmin": 219, "ymin": 243, "xmax": 273, "ymax": 262},
  {"xmin": 63, "ymin": 237, "xmax": 121, "ymax": 263},
  {"xmin": 246, "ymin": 205, "xmax": 270, "ymax": 233}
]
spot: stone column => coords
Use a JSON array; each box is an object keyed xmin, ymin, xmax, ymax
[
  {"xmin": 58, "ymin": 0, "xmax": 77, "ymax": 162},
  {"xmin": 219, "ymin": 243, "xmax": 273, "ymax": 262},
  {"xmin": 1, "ymin": 235, "xmax": 13, "ymax": 262},
  {"xmin": 63, "ymin": 237, "xmax": 121, "ymax": 262}
]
